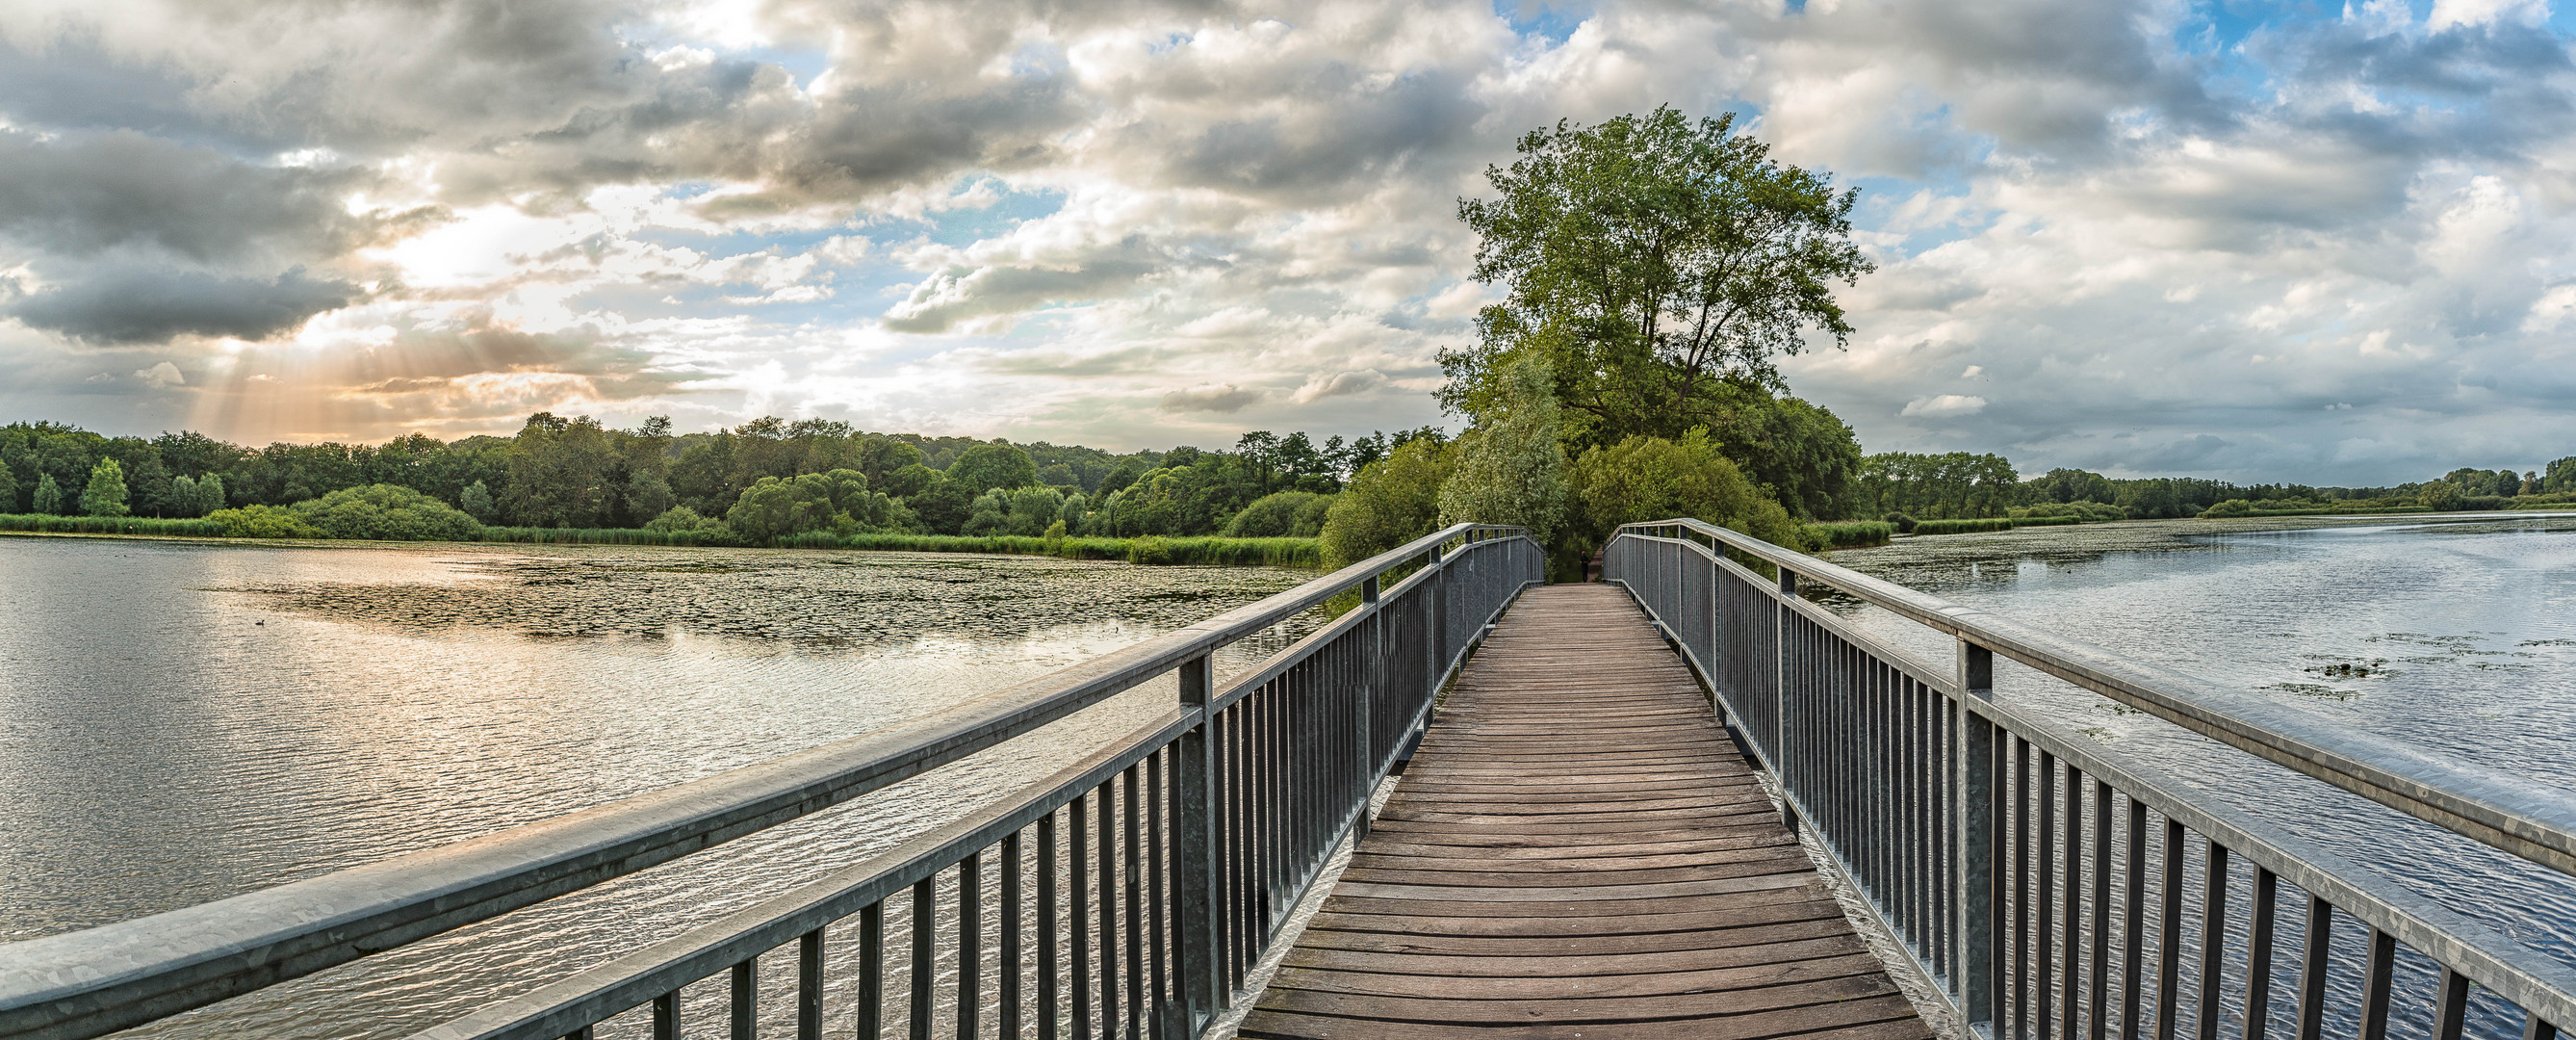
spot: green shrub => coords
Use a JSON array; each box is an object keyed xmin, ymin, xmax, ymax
[
  {"xmin": 206, "ymin": 505, "xmax": 326, "ymax": 538},
  {"xmin": 1882, "ymin": 511, "xmax": 1918, "ymax": 533},
  {"xmin": 1564, "ymin": 430, "xmax": 1807, "ymax": 554},
  {"xmin": 1910, "ymin": 517, "xmax": 2015, "ymax": 536},
  {"xmin": 1127, "ymin": 535, "xmax": 1175, "ymax": 565},
  {"xmin": 1224, "ymin": 491, "xmax": 1335, "ymax": 538},
  {"xmin": 1320, "ymin": 439, "xmax": 1454, "ymax": 567},
  {"xmin": 2009, "ymin": 514, "xmax": 2081, "ymax": 527},
  {"xmin": 289, "ymin": 483, "xmax": 484, "ymax": 540}
]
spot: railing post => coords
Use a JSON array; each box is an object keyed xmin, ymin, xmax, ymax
[
  {"xmin": 1172, "ymin": 654, "xmax": 1221, "ymax": 1035},
  {"xmin": 1428, "ymin": 544, "xmax": 1448, "ymax": 698},
  {"xmin": 1774, "ymin": 564, "xmax": 1796, "ymax": 832},
  {"xmin": 1958, "ymin": 638, "xmax": 2000, "ymax": 1039},
  {"xmin": 1356, "ymin": 575, "xmax": 1380, "ymax": 839}
]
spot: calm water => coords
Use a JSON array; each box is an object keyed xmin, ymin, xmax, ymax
[
  {"xmin": 0, "ymin": 538, "xmax": 1323, "ymax": 1038},
  {"xmin": 1826, "ymin": 514, "xmax": 2576, "ymax": 1037}
]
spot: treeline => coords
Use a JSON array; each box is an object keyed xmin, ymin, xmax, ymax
[
  {"xmin": 0, "ymin": 416, "xmax": 1452, "ymax": 547},
  {"xmin": 1855, "ymin": 452, "xmax": 2576, "ymax": 523}
]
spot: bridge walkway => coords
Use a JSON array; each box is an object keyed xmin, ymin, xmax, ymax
[{"xmin": 1234, "ymin": 583, "xmax": 1934, "ymax": 1040}]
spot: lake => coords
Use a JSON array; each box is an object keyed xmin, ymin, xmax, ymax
[
  {"xmin": 8, "ymin": 518, "xmax": 2573, "ymax": 1038},
  {"xmin": 0, "ymin": 537, "xmax": 1323, "ymax": 1038}
]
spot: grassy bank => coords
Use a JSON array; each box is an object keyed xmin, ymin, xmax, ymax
[{"xmin": 0, "ymin": 513, "xmax": 1323, "ymax": 567}]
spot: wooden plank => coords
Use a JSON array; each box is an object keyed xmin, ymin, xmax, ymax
[
  {"xmin": 1238, "ymin": 583, "xmax": 1929, "ymax": 1039},
  {"xmin": 1238, "ymin": 996, "xmax": 1930, "ymax": 1040}
]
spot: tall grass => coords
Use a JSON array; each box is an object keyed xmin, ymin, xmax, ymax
[
  {"xmin": 1909, "ymin": 517, "xmax": 2017, "ymax": 536},
  {"xmin": 0, "ymin": 513, "xmax": 228, "ymax": 536},
  {"xmin": 1803, "ymin": 520, "xmax": 1895, "ymax": 548},
  {"xmin": 2007, "ymin": 514, "xmax": 2082, "ymax": 527}
]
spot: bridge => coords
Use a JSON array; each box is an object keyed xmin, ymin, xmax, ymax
[{"xmin": 4, "ymin": 521, "xmax": 2575, "ymax": 1040}]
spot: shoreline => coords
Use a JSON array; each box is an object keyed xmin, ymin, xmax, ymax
[{"xmin": 0, "ymin": 528, "xmax": 1328, "ymax": 568}]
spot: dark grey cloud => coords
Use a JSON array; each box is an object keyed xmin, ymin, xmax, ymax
[
  {"xmin": 1160, "ymin": 384, "xmax": 1262, "ymax": 413},
  {"xmin": 0, "ymin": 130, "xmax": 393, "ymax": 264},
  {"xmin": 884, "ymin": 251, "xmax": 1167, "ymax": 333},
  {"xmin": 9, "ymin": 266, "xmax": 359, "ymax": 344}
]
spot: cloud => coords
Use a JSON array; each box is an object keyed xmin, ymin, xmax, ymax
[
  {"xmin": 1294, "ymin": 370, "xmax": 1385, "ymax": 402},
  {"xmin": 0, "ymin": 0, "xmax": 2573, "ymax": 478},
  {"xmin": 134, "ymin": 360, "xmax": 183, "ymax": 388},
  {"xmin": 1900, "ymin": 394, "xmax": 1989, "ymax": 418},
  {"xmin": 1160, "ymin": 383, "xmax": 1263, "ymax": 414},
  {"xmin": 9, "ymin": 266, "xmax": 361, "ymax": 344}
]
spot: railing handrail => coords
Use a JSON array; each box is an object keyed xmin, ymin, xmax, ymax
[
  {"xmin": 1613, "ymin": 518, "xmax": 2576, "ymax": 880},
  {"xmin": 0, "ymin": 523, "xmax": 1533, "ymax": 1040},
  {"xmin": 1602, "ymin": 520, "xmax": 2576, "ymax": 1036},
  {"xmin": 404, "ymin": 531, "xmax": 1523, "ymax": 1040}
]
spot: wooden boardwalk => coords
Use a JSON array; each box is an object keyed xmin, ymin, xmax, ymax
[{"xmin": 1235, "ymin": 583, "xmax": 1934, "ymax": 1040}]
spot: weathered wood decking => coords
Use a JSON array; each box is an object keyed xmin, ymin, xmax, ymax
[{"xmin": 1236, "ymin": 583, "xmax": 1934, "ymax": 1040}]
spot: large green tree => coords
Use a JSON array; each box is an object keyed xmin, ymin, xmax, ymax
[
  {"xmin": 946, "ymin": 443, "xmax": 1040, "ymax": 495},
  {"xmin": 1440, "ymin": 106, "xmax": 1872, "ymax": 452},
  {"xmin": 79, "ymin": 458, "xmax": 130, "ymax": 517}
]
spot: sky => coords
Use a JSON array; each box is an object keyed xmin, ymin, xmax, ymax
[{"xmin": 2, "ymin": 0, "xmax": 2575, "ymax": 485}]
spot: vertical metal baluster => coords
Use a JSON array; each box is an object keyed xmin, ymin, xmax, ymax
[
  {"xmin": 2433, "ymin": 970, "xmax": 2471, "ymax": 1040},
  {"xmin": 1099, "ymin": 783, "xmax": 1121, "ymax": 1038},
  {"xmin": 2293, "ymin": 897, "xmax": 2331, "ymax": 1040},
  {"xmin": 911, "ymin": 876, "xmax": 936, "ymax": 1040},
  {"xmin": 734, "ymin": 955, "xmax": 758, "ymax": 1040},
  {"xmin": 1004, "ymin": 831, "xmax": 1025, "ymax": 1040},
  {"xmin": 1959, "ymin": 640, "xmax": 2000, "ymax": 1037},
  {"xmin": 962, "ymin": 854, "xmax": 983, "ymax": 1040},
  {"xmin": 2357, "ymin": 928, "xmax": 2396, "ymax": 1040},
  {"xmin": 2526, "ymin": 1016, "xmax": 2560, "ymax": 1040},
  {"xmin": 1071, "ymin": 795, "xmax": 1091, "ymax": 1040},
  {"xmin": 1146, "ymin": 750, "xmax": 1168, "ymax": 1035},
  {"xmin": 2121, "ymin": 797, "xmax": 2149, "ymax": 1040},
  {"xmin": 2157, "ymin": 819, "xmax": 2184, "ymax": 1040},
  {"xmin": 1179, "ymin": 654, "xmax": 1216, "ymax": 1034},
  {"xmin": 1040, "ymin": 815, "xmax": 1060, "ymax": 1040},
  {"xmin": 2062, "ymin": 767, "xmax": 2084, "ymax": 1040},
  {"xmin": 1122, "ymin": 765, "xmax": 1144, "ymax": 1040},
  {"xmin": 2242, "ymin": 870, "xmax": 2277, "ymax": 1040},
  {"xmin": 2039, "ymin": 752, "xmax": 2058, "ymax": 1040},
  {"xmin": 2018, "ymin": 738, "xmax": 2033, "ymax": 1040},
  {"xmin": 862, "ymin": 902, "xmax": 886, "ymax": 1040},
  {"xmin": 2090, "ymin": 781, "xmax": 2112, "ymax": 1040},
  {"xmin": 656, "ymin": 992, "xmax": 680, "ymax": 1040},
  {"xmin": 1220, "ymin": 700, "xmax": 1245, "ymax": 985},
  {"xmin": 2198, "ymin": 843, "xmax": 2229, "ymax": 1040},
  {"xmin": 799, "ymin": 927, "xmax": 824, "ymax": 1040}
]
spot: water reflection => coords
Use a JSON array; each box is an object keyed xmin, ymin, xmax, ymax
[{"xmin": 0, "ymin": 537, "xmax": 1324, "ymax": 1038}]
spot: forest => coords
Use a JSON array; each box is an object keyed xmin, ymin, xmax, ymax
[{"xmin": 0, "ymin": 415, "xmax": 1443, "ymax": 548}]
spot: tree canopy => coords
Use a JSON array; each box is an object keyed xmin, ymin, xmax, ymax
[{"xmin": 1440, "ymin": 106, "xmax": 1872, "ymax": 452}]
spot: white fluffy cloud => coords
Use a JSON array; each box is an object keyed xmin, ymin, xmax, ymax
[{"xmin": 0, "ymin": 0, "xmax": 2570, "ymax": 482}]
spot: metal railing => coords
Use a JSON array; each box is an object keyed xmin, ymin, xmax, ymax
[
  {"xmin": 0, "ymin": 524, "xmax": 1544, "ymax": 1040},
  {"xmin": 1605, "ymin": 518, "xmax": 2576, "ymax": 1040}
]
